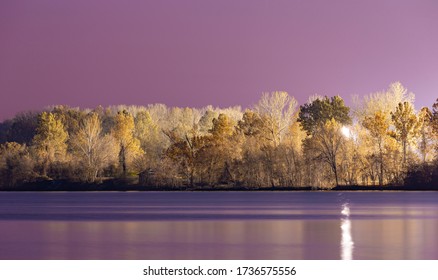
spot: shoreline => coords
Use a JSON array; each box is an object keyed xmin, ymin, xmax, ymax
[{"xmin": 1, "ymin": 180, "xmax": 437, "ymax": 192}]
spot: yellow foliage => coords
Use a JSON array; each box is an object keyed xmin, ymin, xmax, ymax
[{"xmin": 32, "ymin": 112, "xmax": 68, "ymax": 164}]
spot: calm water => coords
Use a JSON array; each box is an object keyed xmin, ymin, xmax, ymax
[{"xmin": 0, "ymin": 191, "xmax": 437, "ymax": 260}]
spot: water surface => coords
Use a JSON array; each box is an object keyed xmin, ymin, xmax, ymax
[{"xmin": 0, "ymin": 191, "xmax": 437, "ymax": 259}]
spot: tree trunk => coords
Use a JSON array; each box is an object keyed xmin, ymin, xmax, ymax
[
  {"xmin": 334, "ymin": 166, "xmax": 339, "ymax": 186},
  {"xmin": 189, "ymin": 168, "xmax": 194, "ymax": 187},
  {"xmin": 402, "ymin": 140, "xmax": 407, "ymax": 166},
  {"xmin": 119, "ymin": 144, "xmax": 127, "ymax": 177},
  {"xmin": 379, "ymin": 143, "xmax": 384, "ymax": 186}
]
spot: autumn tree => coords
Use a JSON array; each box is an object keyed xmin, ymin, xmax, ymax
[
  {"xmin": 165, "ymin": 129, "xmax": 206, "ymax": 187},
  {"xmin": 0, "ymin": 142, "xmax": 34, "ymax": 187},
  {"xmin": 237, "ymin": 110, "xmax": 269, "ymax": 141},
  {"xmin": 203, "ymin": 113, "xmax": 240, "ymax": 185},
  {"xmin": 362, "ymin": 111, "xmax": 391, "ymax": 185},
  {"xmin": 131, "ymin": 111, "xmax": 164, "ymax": 176},
  {"xmin": 210, "ymin": 114, "xmax": 234, "ymax": 137},
  {"xmin": 51, "ymin": 105, "xmax": 87, "ymax": 137},
  {"xmin": 404, "ymin": 99, "xmax": 438, "ymax": 187},
  {"xmin": 112, "ymin": 110, "xmax": 143, "ymax": 177},
  {"xmin": 198, "ymin": 109, "xmax": 218, "ymax": 135},
  {"xmin": 1, "ymin": 90, "xmax": 434, "ymax": 189},
  {"xmin": 254, "ymin": 91, "xmax": 298, "ymax": 146},
  {"xmin": 217, "ymin": 107, "xmax": 243, "ymax": 126},
  {"xmin": 417, "ymin": 107, "xmax": 435, "ymax": 164},
  {"xmin": 235, "ymin": 110, "xmax": 269, "ymax": 187},
  {"xmin": 432, "ymin": 99, "xmax": 438, "ymax": 146},
  {"xmin": 391, "ymin": 102, "xmax": 420, "ymax": 165},
  {"xmin": 304, "ymin": 119, "xmax": 346, "ymax": 186},
  {"xmin": 135, "ymin": 111, "xmax": 160, "ymax": 153},
  {"xmin": 146, "ymin": 103, "xmax": 168, "ymax": 130},
  {"xmin": 166, "ymin": 107, "xmax": 202, "ymax": 138},
  {"xmin": 352, "ymin": 82, "xmax": 417, "ymax": 184},
  {"xmin": 32, "ymin": 112, "xmax": 69, "ymax": 177},
  {"xmin": 269, "ymin": 119, "xmax": 307, "ymax": 187},
  {"xmin": 71, "ymin": 113, "xmax": 118, "ymax": 182},
  {"xmin": 249, "ymin": 92, "xmax": 299, "ymax": 187},
  {"xmin": 96, "ymin": 106, "xmax": 117, "ymax": 135},
  {"xmin": 353, "ymin": 82, "xmax": 414, "ymax": 121},
  {"xmin": 337, "ymin": 124, "xmax": 367, "ymax": 186},
  {"xmin": 298, "ymin": 96, "xmax": 351, "ymax": 187}
]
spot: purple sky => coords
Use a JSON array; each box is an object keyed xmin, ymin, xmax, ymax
[{"xmin": 1, "ymin": 0, "xmax": 437, "ymax": 121}]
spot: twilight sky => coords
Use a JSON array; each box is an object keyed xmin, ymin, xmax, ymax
[{"xmin": 1, "ymin": 0, "xmax": 437, "ymax": 121}]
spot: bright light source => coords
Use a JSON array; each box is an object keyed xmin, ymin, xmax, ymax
[{"xmin": 341, "ymin": 126, "xmax": 351, "ymax": 138}]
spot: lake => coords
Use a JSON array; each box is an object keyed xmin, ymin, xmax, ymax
[{"xmin": 0, "ymin": 191, "xmax": 437, "ymax": 260}]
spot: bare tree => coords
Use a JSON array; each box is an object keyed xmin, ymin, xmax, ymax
[
  {"xmin": 304, "ymin": 119, "xmax": 345, "ymax": 186},
  {"xmin": 352, "ymin": 82, "xmax": 414, "ymax": 121},
  {"xmin": 255, "ymin": 91, "xmax": 298, "ymax": 146},
  {"xmin": 71, "ymin": 113, "xmax": 118, "ymax": 182}
]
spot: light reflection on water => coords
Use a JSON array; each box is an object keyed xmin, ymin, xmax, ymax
[
  {"xmin": 0, "ymin": 192, "xmax": 438, "ymax": 259},
  {"xmin": 340, "ymin": 203, "xmax": 354, "ymax": 260}
]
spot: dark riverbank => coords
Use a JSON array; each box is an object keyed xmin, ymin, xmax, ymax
[
  {"xmin": 331, "ymin": 185, "xmax": 438, "ymax": 191},
  {"xmin": 1, "ymin": 179, "xmax": 438, "ymax": 191}
]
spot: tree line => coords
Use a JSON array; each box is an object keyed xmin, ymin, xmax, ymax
[{"xmin": 1, "ymin": 82, "xmax": 437, "ymax": 189}]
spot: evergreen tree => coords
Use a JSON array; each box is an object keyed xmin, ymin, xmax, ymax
[{"xmin": 298, "ymin": 96, "xmax": 351, "ymax": 135}]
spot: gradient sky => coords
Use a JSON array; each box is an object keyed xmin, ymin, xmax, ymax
[{"xmin": 1, "ymin": 0, "xmax": 437, "ymax": 121}]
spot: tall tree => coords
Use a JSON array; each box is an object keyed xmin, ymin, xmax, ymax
[
  {"xmin": 417, "ymin": 107, "xmax": 434, "ymax": 164},
  {"xmin": 51, "ymin": 105, "xmax": 86, "ymax": 137},
  {"xmin": 135, "ymin": 111, "xmax": 160, "ymax": 153},
  {"xmin": 112, "ymin": 110, "xmax": 143, "ymax": 177},
  {"xmin": 391, "ymin": 102, "xmax": 420, "ymax": 165},
  {"xmin": 237, "ymin": 110, "xmax": 268, "ymax": 141},
  {"xmin": 352, "ymin": 82, "xmax": 416, "ymax": 184},
  {"xmin": 236, "ymin": 110, "xmax": 271, "ymax": 187},
  {"xmin": 298, "ymin": 95, "xmax": 351, "ymax": 135},
  {"xmin": 71, "ymin": 113, "xmax": 118, "ymax": 182},
  {"xmin": 198, "ymin": 109, "xmax": 218, "ymax": 135},
  {"xmin": 203, "ymin": 114, "xmax": 239, "ymax": 185},
  {"xmin": 304, "ymin": 119, "xmax": 345, "ymax": 186},
  {"xmin": 32, "ymin": 112, "xmax": 68, "ymax": 177},
  {"xmin": 255, "ymin": 91, "xmax": 298, "ymax": 146},
  {"xmin": 133, "ymin": 111, "xmax": 162, "ymax": 173},
  {"xmin": 432, "ymin": 99, "xmax": 438, "ymax": 143},
  {"xmin": 298, "ymin": 96, "xmax": 351, "ymax": 186},
  {"xmin": 0, "ymin": 142, "xmax": 34, "ymax": 187},
  {"xmin": 353, "ymin": 82, "xmax": 415, "ymax": 121},
  {"xmin": 362, "ymin": 111, "xmax": 390, "ymax": 185},
  {"xmin": 165, "ymin": 129, "xmax": 206, "ymax": 187}
]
